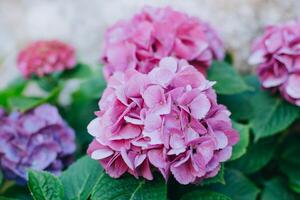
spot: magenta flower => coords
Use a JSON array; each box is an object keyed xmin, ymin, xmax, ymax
[
  {"xmin": 17, "ymin": 40, "xmax": 76, "ymax": 78},
  {"xmin": 102, "ymin": 6, "xmax": 225, "ymax": 79},
  {"xmin": 87, "ymin": 57, "xmax": 238, "ymax": 185},
  {"xmin": 249, "ymin": 19, "xmax": 300, "ymax": 106},
  {"xmin": 0, "ymin": 104, "xmax": 76, "ymax": 184}
]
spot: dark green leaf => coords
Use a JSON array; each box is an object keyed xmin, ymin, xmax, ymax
[
  {"xmin": 0, "ymin": 197, "xmax": 19, "ymax": 200},
  {"xmin": 250, "ymin": 91, "xmax": 299, "ymax": 140},
  {"xmin": 230, "ymin": 122, "xmax": 250, "ymax": 161},
  {"xmin": 261, "ymin": 178, "xmax": 296, "ymax": 200},
  {"xmin": 28, "ymin": 170, "xmax": 64, "ymax": 200},
  {"xmin": 218, "ymin": 75, "xmax": 260, "ymax": 121},
  {"xmin": 181, "ymin": 190, "xmax": 231, "ymax": 200},
  {"xmin": 279, "ymin": 137, "xmax": 300, "ymax": 194},
  {"xmin": 60, "ymin": 156, "xmax": 103, "ymax": 200},
  {"xmin": 211, "ymin": 169, "xmax": 259, "ymax": 200},
  {"xmin": 91, "ymin": 174, "xmax": 167, "ymax": 200},
  {"xmin": 1, "ymin": 184, "xmax": 32, "ymax": 200},
  {"xmin": 60, "ymin": 63, "xmax": 93, "ymax": 80},
  {"xmin": 228, "ymin": 137, "xmax": 276, "ymax": 174},
  {"xmin": 207, "ymin": 61, "xmax": 253, "ymax": 95}
]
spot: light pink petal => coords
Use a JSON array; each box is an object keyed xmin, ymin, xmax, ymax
[
  {"xmin": 134, "ymin": 154, "xmax": 147, "ymax": 168},
  {"xmin": 111, "ymin": 124, "xmax": 141, "ymax": 140},
  {"xmin": 87, "ymin": 118, "xmax": 101, "ymax": 137},
  {"xmin": 265, "ymin": 31, "xmax": 283, "ymax": 53},
  {"xmin": 124, "ymin": 116, "xmax": 143, "ymax": 125},
  {"xmin": 197, "ymin": 140, "xmax": 215, "ymax": 164},
  {"xmin": 144, "ymin": 113, "xmax": 162, "ymax": 131},
  {"xmin": 214, "ymin": 131, "xmax": 228, "ymax": 149},
  {"xmin": 143, "ymin": 130, "xmax": 163, "ymax": 145},
  {"xmin": 286, "ymin": 74, "xmax": 300, "ymax": 99},
  {"xmin": 171, "ymin": 158, "xmax": 195, "ymax": 185},
  {"xmin": 142, "ymin": 85, "xmax": 165, "ymax": 108},
  {"xmin": 91, "ymin": 148, "xmax": 114, "ymax": 160},
  {"xmin": 216, "ymin": 146, "xmax": 232, "ymax": 162},
  {"xmin": 148, "ymin": 149, "xmax": 166, "ymax": 169},
  {"xmin": 158, "ymin": 57, "xmax": 178, "ymax": 73},
  {"xmin": 189, "ymin": 94, "xmax": 211, "ymax": 119},
  {"xmin": 120, "ymin": 148, "xmax": 134, "ymax": 170},
  {"xmin": 249, "ymin": 50, "xmax": 266, "ymax": 65}
]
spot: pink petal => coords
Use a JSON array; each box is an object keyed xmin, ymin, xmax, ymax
[
  {"xmin": 91, "ymin": 148, "xmax": 114, "ymax": 160},
  {"xmin": 190, "ymin": 94, "xmax": 211, "ymax": 119},
  {"xmin": 286, "ymin": 74, "xmax": 300, "ymax": 99},
  {"xmin": 158, "ymin": 57, "xmax": 178, "ymax": 73},
  {"xmin": 214, "ymin": 131, "xmax": 228, "ymax": 149},
  {"xmin": 148, "ymin": 149, "xmax": 166, "ymax": 169},
  {"xmin": 87, "ymin": 118, "xmax": 101, "ymax": 137},
  {"xmin": 144, "ymin": 113, "xmax": 162, "ymax": 131},
  {"xmin": 120, "ymin": 148, "xmax": 134, "ymax": 170},
  {"xmin": 216, "ymin": 146, "xmax": 232, "ymax": 162},
  {"xmin": 142, "ymin": 85, "xmax": 165, "ymax": 108},
  {"xmin": 134, "ymin": 154, "xmax": 147, "ymax": 168},
  {"xmin": 110, "ymin": 124, "xmax": 141, "ymax": 140}
]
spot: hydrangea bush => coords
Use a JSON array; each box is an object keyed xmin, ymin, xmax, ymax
[{"xmin": 0, "ymin": 6, "xmax": 300, "ymax": 200}]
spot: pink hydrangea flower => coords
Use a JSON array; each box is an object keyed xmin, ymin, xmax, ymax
[
  {"xmin": 87, "ymin": 57, "xmax": 238, "ymax": 185},
  {"xmin": 102, "ymin": 6, "xmax": 225, "ymax": 79},
  {"xmin": 249, "ymin": 19, "xmax": 300, "ymax": 106},
  {"xmin": 17, "ymin": 40, "xmax": 76, "ymax": 78}
]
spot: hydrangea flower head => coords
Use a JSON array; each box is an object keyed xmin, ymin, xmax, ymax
[
  {"xmin": 102, "ymin": 6, "xmax": 225, "ymax": 79},
  {"xmin": 87, "ymin": 57, "xmax": 238, "ymax": 184},
  {"xmin": 0, "ymin": 104, "xmax": 76, "ymax": 184},
  {"xmin": 249, "ymin": 19, "xmax": 300, "ymax": 106},
  {"xmin": 17, "ymin": 40, "xmax": 76, "ymax": 78}
]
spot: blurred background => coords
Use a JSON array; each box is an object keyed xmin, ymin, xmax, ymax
[{"xmin": 1, "ymin": 0, "xmax": 299, "ymax": 89}]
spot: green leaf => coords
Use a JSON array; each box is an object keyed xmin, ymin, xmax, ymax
[
  {"xmin": 218, "ymin": 75, "xmax": 260, "ymax": 121},
  {"xmin": 250, "ymin": 91, "xmax": 299, "ymax": 140},
  {"xmin": 60, "ymin": 63, "xmax": 93, "ymax": 80},
  {"xmin": 279, "ymin": 137, "xmax": 300, "ymax": 194},
  {"xmin": 228, "ymin": 137, "xmax": 276, "ymax": 174},
  {"xmin": 201, "ymin": 165, "xmax": 225, "ymax": 185},
  {"xmin": 8, "ymin": 96, "xmax": 43, "ymax": 112},
  {"xmin": 28, "ymin": 170, "xmax": 64, "ymax": 200},
  {"xmin": 8, "ymin": 86, "xmax": 61, "ymax": 112},
  {"xmin": 91, "ymin": 174, "xmax": 167, "ymax": 200},
  {"xmin": 60, "ymin": 156, "xmax": 103, "ymax": 200},
  {"xmin": 230, "ymin": 122, "xmax": 250, "ymax": 161},
  {"xmin": 181, "ymin": 190, "xmax": 231, "ymax": 200},
  {"xmin": 0, "ymin": 78, "xmax": 28, "ymax": 108},
  {"xmin": 261, "ymin": 178, "xmax": 296, "ymax": 200},
  {"xmin": 211, "ymin": 169, "xmax": 260, "ymax": 200},
  {"xmin": 73, "ymin": 76, "xmax": 106, "ymax": 100},
  {"xmin": 207, "ymin": 61, "xmax": 252, "ymax": 95}
]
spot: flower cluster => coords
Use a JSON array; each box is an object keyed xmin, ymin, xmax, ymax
[
  {"xmin": 0, "ymin": 104, "xmax": 76, "ymax": 184},
  {"xmin": 102, "ymin": 6, "xmax": 225, "ymax": 79},
  {"xmin": 249, "ymin": 19, "xmax": 300, "ymax": 106},
  {"xmin": 17, "ymin": 40, "xmax": 76, "ymax": 78},
  {"xmin": 87, "ymin": 57, "xmax": 238, "ymax": 184}
]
